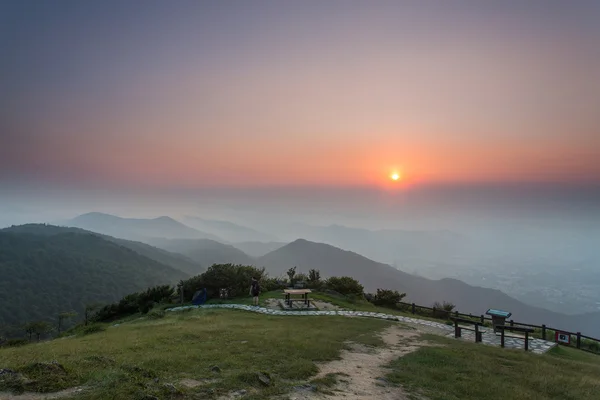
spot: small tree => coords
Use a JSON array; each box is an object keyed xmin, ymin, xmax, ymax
[
  {"xmin": 24, "ymin": 322, "xmax": 36, "ymax": 341},
  {"xmin": 324, "ymin": 276, "xmax": 364, "ymax": 297},
  {"xmin": 84, "ymin": 303, "xmax": 102, "ymax": 325},
  {"xmin": 57, "ymin": 311, "xmax": 77, "ymax": 333},
  {"xmin": 432, "ymin": 301, "xmax": 456, "ymax": 319},
  {"xmin": 32, "ymin": 321, "xmax": 53, "ymax": 341},
  {"xmin": 372, "ymin": 289, "xmax": 406, "ymax": 308},
  {"xmin": 286, "ymin": 266, "xmax": 297, "ymax": 287},
  {"xmin": 308, "ymin": 269, "xmax": 321, "ymax": 283}
]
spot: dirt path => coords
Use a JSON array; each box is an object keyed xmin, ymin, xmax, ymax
[{"xmin": 287, "ymin": 324, "xmax": 428, "ymax": 400}]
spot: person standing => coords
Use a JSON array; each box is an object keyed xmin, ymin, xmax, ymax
[{"xmin": 250, "ymin": 277, "xmax": 261, "ymax": 306}]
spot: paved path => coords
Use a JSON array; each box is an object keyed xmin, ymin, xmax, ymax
[{"xmin": 166, "ymin": 304, "xmax": 556, "ymax": 354}]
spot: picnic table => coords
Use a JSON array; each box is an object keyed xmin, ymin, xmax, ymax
[{"xmin": 283, "ymin": 289, "xmax": 312, "ymax": 308}]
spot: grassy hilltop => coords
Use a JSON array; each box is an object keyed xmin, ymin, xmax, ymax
[{"xmin": 1, "ymin": 291, "xmax": 600, "ymax": 400}]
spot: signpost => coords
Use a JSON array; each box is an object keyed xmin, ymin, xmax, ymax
[{"xmin": 485, "ymin": 309, "xmax": 512, "ymax": 333}]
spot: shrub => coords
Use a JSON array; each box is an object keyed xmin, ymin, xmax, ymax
[
  {"xmin": 180, "ymin": 264, "xmax": 267, "ymax": 301},
  {"xmin": 324, "ymin": 276, "xmax": 364, "ymax": 297},
  {"xmin": 262, "ymin": 277, "xmax": 287, "ymax": 292},
  {"xmin": 147, "ymin": 309, "xmax": 165, "ymax": 319},
  {"xmin": 371, "ymin": 289, "xmax": 406, "ymax": 308},
  {"xmin": 82, "ymin": 324, "xmax": 106, "ymax": 335},
  {"xmin": 94, "ymin": 285, "xmax": 174, "ymax": 322},
  {"xmin": 432, "ymin": 301, "xmax": 456, "ymax": 319},
  {"xmin": 1, "ymin": 338, "xmax": 29, "ymax": 347}
]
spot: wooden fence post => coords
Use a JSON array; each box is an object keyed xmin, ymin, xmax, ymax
[
  {"xmin": 411, "ymin": 303, "xmax": 416, "ymax": 314},
  {"xmin": 510, "ymin": 319, "xmax": 514, "ymax": 327},
  {"xmin": 541, "ymin": 325, "xmax": 546, "ymax": 341},
  {"xmin": 577, "ymin": 332, "xmax": 581, "ymax": 349},
  {"xmin": 525, "ymin": 331, "xmax": 529, "ymax": 351},
  {"xmin": 432, "ymin": 307, "xmax": 436, "ymax": 318},
  {"xmin": 480, "ymin": 315, "xmax": 484, "ymax": 324},
  {"xmin": 500, "ymin": 329, "xmax": 505, "ymax": 348}
]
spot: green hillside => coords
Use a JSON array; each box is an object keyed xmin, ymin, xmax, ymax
[
  {"xmin": 0, "ymin": 228, "xmax": 187, "ymax": 332},
  {"xmin": 2, "ymin": 224, "xmax": 204, "ymax": 276},
  {"xmin": 0, "ymin": 307, "xmax": 598, "ymax": 400}
]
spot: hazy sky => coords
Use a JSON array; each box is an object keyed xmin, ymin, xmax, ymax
[{"xmin": 1, "ymin": 0, "xmax": 599, "ymax": 190}]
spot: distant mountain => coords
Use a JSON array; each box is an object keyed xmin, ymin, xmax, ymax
[
  {"xmin": 257, "ymin": 239, "xmax": 600, "ymax": 337},
  {"xmin": 64, "ymin": 212, "xmax": 222, "ymax": 242},
  {"xmin": 4, "ymin": 224, "xmax": 204, "ymax": 276},
  {"xmin": 182, "ymin": 216, "xmax": 278, "ymax": 243},
  {"xmin": 148, "ymin": 238, "xmax": 253, "ymax": 269},
  {"xmin": 233, "ymin": 241, "xmax": 287, "ymax": 258},
  {"xmin": 0, "ymin": 225, "xmax": 187, "ymax": 331},
  {"xmin": 275, "ymin": 223, "xmax": 470, "ymax": 266}
]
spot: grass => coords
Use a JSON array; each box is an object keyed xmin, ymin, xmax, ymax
[
  {"xmin": 385, "ymin": 333, "xmax": 600, "ymax": 400},
  {"xmin": 0, "ymin": 308, "xmax": 392, "ymax": 399}
]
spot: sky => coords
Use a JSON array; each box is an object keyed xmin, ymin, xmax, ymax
[{"xmin": 1, "ymin": 0, "xmax": 599, "ymax": 192}]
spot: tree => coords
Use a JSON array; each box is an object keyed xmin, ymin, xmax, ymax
[
  {"xmin": 432, "ymin": 301, "xmax": 456, "ymax": 319},
  {"xmin": 308, "ymin": 269, "xmax": 321, "ymax": 283},
  {"xmin": 324, "ymin": 276, "xmax": 364, "ymax": 297},
  {"xmin": 84, "ymin": 303, "xmax": 102, "ymax": 325},
  {"xmin": 286, "ymin": 266, "xmax": 297, "ymax": 286},
  {"xmin": 372, "ymin": 289, "xmax": 406, "ymax": 308},
  {"xmin": 57, "ymin": 311, "xmax": 77, "ymax": 333},
  {"xmin": 31, "ymin": 321, "xmax": 53, "ymax": 341},
  {"xmin": 24, "ymin": 322, "xmax": 36, "ymax": 341}
]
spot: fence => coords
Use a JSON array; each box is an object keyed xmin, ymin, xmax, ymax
[{"xmin": 397, "ymin": 301, "xmax": 600, "ymax": 354}]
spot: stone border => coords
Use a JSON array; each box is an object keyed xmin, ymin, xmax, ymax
[{"xmin": 165, "ymin": 304, "xmax": 557, "ymax": 354}]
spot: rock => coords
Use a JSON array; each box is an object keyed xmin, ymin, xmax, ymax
[
  {"xmin": 232, "ymin": 389, "xmax": 247, "ymax": 396},
  {"xmin": 0, "ymin": 368, "xmax": 17, "ymax": 376},
  {"xmin": 210, "ymin": 365, "xmax": 221, "ymax": 373},
  {"xmin": 293, "ymin": 384, "xmax": 317, "ymax": 392},
  {"xmin": 257, "ymin": 372, "xmax": 271, "ymax": 386},
  {"xmin": 163, "ymin": 383, "xmax": 179, "ymax": 393}
]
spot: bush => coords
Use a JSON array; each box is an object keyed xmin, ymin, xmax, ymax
[
  {"xmin": 1, "ymin": 338, "xmax": 29, "ymax": 347},
  {"xmin": 262, "ymin": 277, "xmax": 287, "ymax": 292},
  {"xmin": 94, "ymin": 285, "xmax": 174, "ymax": 322},
  {"xmin": 82, "ymin": 324, "xmax": 106, "ymax": 335},
  {"xmin": 147, "ymin": 309, "xmax": 165, "ymax": 319},
  {"xmin": 371, "ymin": 289, "xmax": 406, "ymax": 308},
  {"xmin": 432, "ymin": 301, "xmax": 456, "ymax": 319},
  {"xmin": 324, "ymin": 276, "xmax": 364, "ymax": 297},
  {"xmin": 180, "ymin": 264, "xmax": 267, "ymax": 301}
]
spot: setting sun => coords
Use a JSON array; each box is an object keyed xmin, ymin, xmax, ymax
[{"xmin": 391, "ymin": 172, "xmax": 400, "ymax": 181}]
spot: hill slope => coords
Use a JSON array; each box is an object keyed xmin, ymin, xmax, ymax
[
  {"xmin": 148, "ymin": 238, "xmax": 253, "ymax": 268},
  {"xmin": 65, "ymin": 212, "xmax": 222, "ymax": 242},
  {"xmin": 0, "ymin": 227, "xmax": 187, "ymax": 330},
  {"xmin": 257, "ymin": 239, "xmax": 600, "ymax": 336},
  {"xmin": 183, "ymin": 216, "xmax": 278, "ymax": 243},
  {"xmin": 232, "ymin": 241, "xmax": 287, "ymax": 258},
  {"xmin": 3, "ymin": 224, "xmax": 204, "ymax": 276}
]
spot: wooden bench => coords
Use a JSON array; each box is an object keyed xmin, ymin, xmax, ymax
[
  {"xmin": 497, "ymin": 325, "xmax": 535, "ymax": 351},
  {"xmin": 450, "ymin": 317, "xmax": 486, "ymax": 343}
]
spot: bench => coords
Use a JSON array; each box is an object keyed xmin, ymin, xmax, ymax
[
  {"xmin": 450, "ymin": 317, "xmax": 486, "ymax": 343},
  {"xmin": 497, "ymin": 325, "xmax": 535, "ymax": 351}
]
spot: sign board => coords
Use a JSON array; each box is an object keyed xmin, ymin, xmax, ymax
[
  {"xmin": 485, "ymin": 309, "xmax": 512, "ymax": 318},
  {"xmin": 555, "ymin": 331, "xmax": 571, "ymax": 345}
]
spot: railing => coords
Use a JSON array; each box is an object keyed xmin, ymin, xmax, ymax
[{"xmin": 397, "ymin": 301, "xmax": 600, "ymax": 354}]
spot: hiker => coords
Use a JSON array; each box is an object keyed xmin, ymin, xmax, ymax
[{"xmin": 250, "ymin": 277, "xmax": 261, "ymax": 306}]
